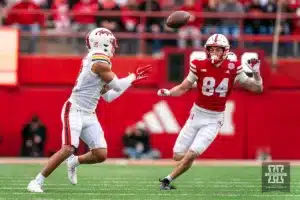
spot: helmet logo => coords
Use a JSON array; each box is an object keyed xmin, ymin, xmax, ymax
[{"xmin": 95, "ymin": 29, "xmax": 113, "ymax": 36}]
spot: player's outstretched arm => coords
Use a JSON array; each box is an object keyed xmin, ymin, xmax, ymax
[
  {"xmin": 100, "ymin": 76, "xmax": 133, "ymax": 102},
  {"xmin": 92, "ymin": 62, "xmax": 128, "ymax": 92},
  {"xmin": 100, "ymin": 65, "xmax": 152, "ymax": 102},
  {"xmin": 158, "ymin": 78, "xmax": 194, "ymax": 97},
  {"xmin": 236, "ymin": 59, "xmax": 263, "ymax": 93}
]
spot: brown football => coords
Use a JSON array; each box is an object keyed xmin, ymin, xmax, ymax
[{"xmin": 166, "ymin": 11, "xmax": 191, "ymax": 29}]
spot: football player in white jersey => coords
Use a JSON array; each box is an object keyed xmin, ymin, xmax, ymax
[{"xmin": 27, "ymin": 28, "xmax": 152, "ymax": 193}]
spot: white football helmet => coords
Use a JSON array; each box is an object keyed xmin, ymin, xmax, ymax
[
  {"xmin": 204, "ymin": 34, "xmax": 230, "ymax": 64},
  {"xmin": 85, "ymin": 28, "xmax": 118, "ymax": 58}
]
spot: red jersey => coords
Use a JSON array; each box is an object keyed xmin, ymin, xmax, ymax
[
  {"xmin": 6, "ymin": 2, "xmax": 44, "ymax": 26},
  {"xmin": 72, "ymin": 1, "xmax": 98, "ymax": 24},
  {"xmin": 190, "ymin": 58, "xmax": 243, "ymax": 112}
]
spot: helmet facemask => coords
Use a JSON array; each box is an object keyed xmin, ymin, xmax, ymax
[
  {"xmin": 106, "ymin": 38, "xmax": 118, "ymax": 56},
  {"xmin": 204, "ymin": 34, "xmax": 230, "ymax": 65},
  {"xmin": 205, "ymin": 46, "xmax": 229, "ymax": 64}
]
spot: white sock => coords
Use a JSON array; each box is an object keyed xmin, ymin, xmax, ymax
[
  {"xmin": 35, "ymin": 173, "xmax": 45, "ymax": 185},
  {"xmin": 69, "ymin": 156, "xmax": 80, "ymax": 167},
  {"xmin": 166, "ymin": 175, "xmax": 173, "ymax": 182}
]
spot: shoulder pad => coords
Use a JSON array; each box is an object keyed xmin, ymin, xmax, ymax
[{"xmin": 227, "ymin": 52, "xmax": 237, "ymax": 62}]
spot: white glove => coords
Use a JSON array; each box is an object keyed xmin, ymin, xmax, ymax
[
  {"xmin": 241, "ymin": 52, "xmax": 260, "ymax": 73},
  {"xmin": 157, "ymin": 89, "xmax": 171, "ymax": 96},
  {"xmin": 248, "ymin": 58, "xmax": 260, "ymax": 73}
]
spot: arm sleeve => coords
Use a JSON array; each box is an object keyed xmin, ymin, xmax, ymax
[
  {"xmin": 102, "ymin": 74, "xmax": 135, "ymax": 102},
  {"xmin": 187, "ymin": 59, "xmax": 199, "ymax": 83},
  {"xmin": 106, "ymin": 76, "xmax": 123, "ymax": 92},
  {"xmin": 187, "ymin": 71, "xmax": 198, "ymax": 83}
]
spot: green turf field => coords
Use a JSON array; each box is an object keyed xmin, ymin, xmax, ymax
[{"xmin": 0, "ymin": 164, "xmax": 299, "ymax": 200}]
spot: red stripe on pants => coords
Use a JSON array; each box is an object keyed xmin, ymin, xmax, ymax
[{"xmin": 64, "ymin": 101, "xmax": 72, "ymax": 145}]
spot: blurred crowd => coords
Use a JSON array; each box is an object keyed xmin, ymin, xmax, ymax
[{"xmin": 0, "ymin": 0, "xmax": 299, "ymax": 55}]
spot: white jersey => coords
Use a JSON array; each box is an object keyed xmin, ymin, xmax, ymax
[{"xmin": 69, "ymin": 50, "xmax": 112, "ymax": 113}]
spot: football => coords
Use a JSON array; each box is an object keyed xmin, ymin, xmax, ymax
[{"xmin": 165, "ymin": 11, "xmax": 191, "ymax": 29}]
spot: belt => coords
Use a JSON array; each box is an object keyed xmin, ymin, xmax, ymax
[{"xmin": 67, "ymin": 100, "xmax": 96, "ymax": 114}]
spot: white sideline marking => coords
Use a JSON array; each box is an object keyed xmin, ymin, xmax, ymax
[
  {"xmin": 2, "ymin": 158, "xmax": 300, "ymax": 166},
  {"xmin": 4, "ymin": 180, "xmax": 300, "ymax": 185},
  {"xmin": 0, "ymin": 185, "xmax": 265, "ymax": 189},
  {"xmin": 0, "ymin": 181, "xmax": 262, "ymax": 184},
  {"xmin": 0, "ymin": 183, "xmax": 262, "ymax": 187}
]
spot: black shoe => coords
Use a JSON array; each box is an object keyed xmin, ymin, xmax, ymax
[{"xmin": 159, "ymin": 178, "xmax": 176, "ymax": 190}]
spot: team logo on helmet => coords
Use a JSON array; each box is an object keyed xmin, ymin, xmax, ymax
[{"xmin": 95, "ymin": 29, "xmax": 114, "ymax": 36}]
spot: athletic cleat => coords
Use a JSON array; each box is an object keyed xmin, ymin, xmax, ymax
[
  {"xmin": 66, "ymin": 155, "xmax": 78, "ymax": 185},
  {"xmin": 159, "ymin": 178, "xmax": 176, "ymax": 190},
  {"xmin": 27, "ymin": 180, "xmax": 44, "ymax": 193}
]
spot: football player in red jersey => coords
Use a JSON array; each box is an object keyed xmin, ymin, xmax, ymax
[{"xmin": 157, "ymin": 34, "xmax": 263, "ymax": 190}]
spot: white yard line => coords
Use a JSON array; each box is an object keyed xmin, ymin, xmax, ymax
[{"xmin": 1, "ymin": 158, "xmax": 300, "ymax": 166}]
